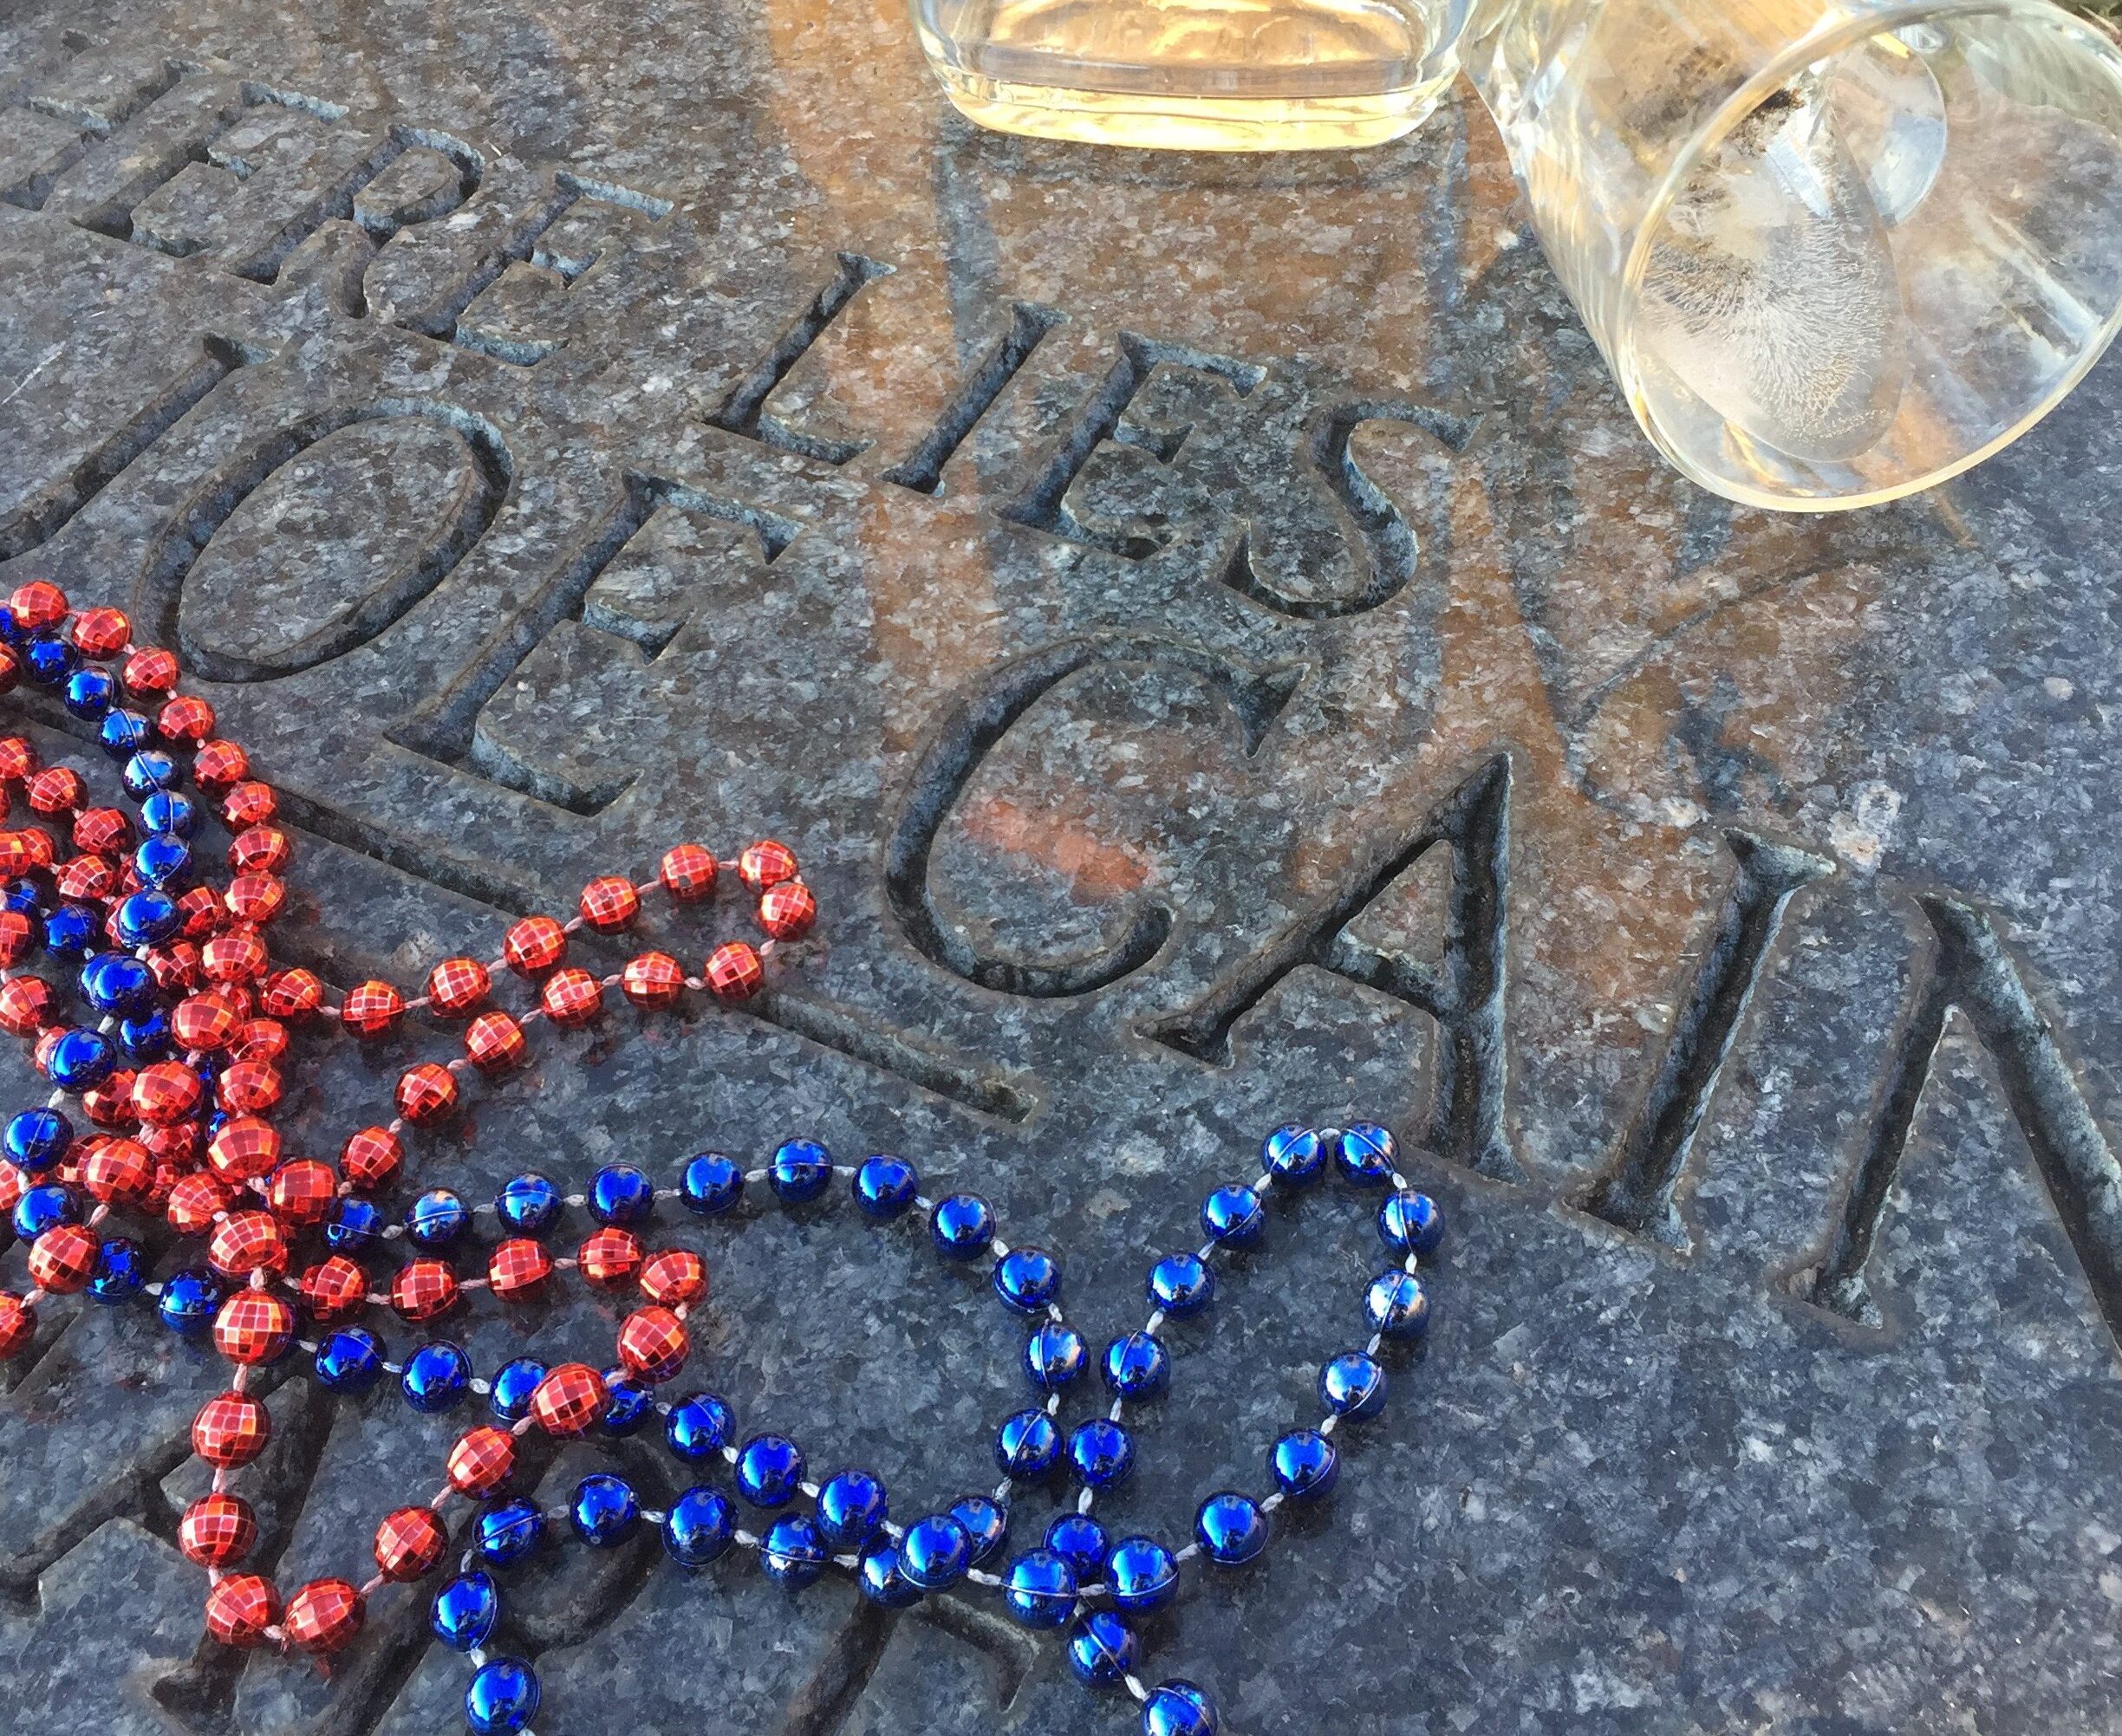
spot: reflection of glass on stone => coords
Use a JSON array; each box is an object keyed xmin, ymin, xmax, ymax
[{"xmin": 912, "ymin": 0, "xmax": 2122, "ymax": 510}]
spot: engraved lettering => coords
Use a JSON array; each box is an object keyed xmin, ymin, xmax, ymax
[{"xmin": 707, "ymin": 252, "xmax": 895, "ymax": 463}]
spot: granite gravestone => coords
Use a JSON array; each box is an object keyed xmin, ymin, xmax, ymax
[{"xmin": 2, "ymin": 3, "xmax": 2122, "ymax": 1733}]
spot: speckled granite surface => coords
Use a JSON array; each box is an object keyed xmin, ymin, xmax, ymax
[{"xmin": 2, "ymin": 5, "xmax": 2121, "ymax": 1733}]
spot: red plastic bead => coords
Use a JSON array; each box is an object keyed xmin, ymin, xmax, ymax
[
  {"xmin": 540, "ymin": 966, "xmax": 602, "ymax": 1027},
  {"xmin": 447, "ymin": 1426, "xmax": 517, "ymax": 1495},
  {"xmin": 54, "ymin": 855, "xmax": 114, "ymax": 902},
  {"xmin": 72, "ymin": 805, "xmax": 131, "ymax": 854},
  {"xmin": 738, "ymin": 839, "xmax": 799, "ymax": 894},
  {"xmin": 221, "ymin": 780, "xmax": 277, "ymax": 828},
  {"xmin": 395, "ymin": 1062, "xmax": 459, "ymax": 1124},
  {"xmin": 261, "ymin": 967, "xmax": 325, "ymax": 1019},
  {"xmin": 706, "ymin": 940, "xmax": 765, "ymax": 1002},
  {"xmin": 487, "ymin": 1237, "xmax": 552, "ymax": 1298},
  {"xmin": 176, "ymin": 884, "xmax": 225, "ymax": 937},
  {"xmin": 165, "ymin": 1173, "xmax": 231, "ymax": 1235},
  {"xmin": 80, "ymin": 1137, "xmax": 152, "ymax": 1204},
  {"xmin": 143, "ymin": 942, "xmax": 201, "ymax": 992},
  {"xmin": 172, "ymin": 990, "xmax": 241, "ymax": 1051},
  {"xmin": 121, "ymin": 646, "xmax": 180, "ymax": 696},
  {"xmin": 133, "ymin": 1060, "xmax": 203, "ymax": 1126},
  {"xmin": 622, "ymin": 951, "xmax": 686, "ymax": 1010},
  {"xmin": 0, "ymin": 738, "xmax": 31, "ymax": 783},
  {"xmin": 212, "ymin": 1290, "xmax": 294, "ymax": 1364},
  {"xmin": 0, "ymin": 1292, "xmax": 34, "ymax": 1357},
  {"xmin": 225, "ymin": 874, "xmax": 286, "ymax": 927},
  {"xmin": 70, "ymin": 605, "xmax": 130, "ymax": 658},
  {"xmin": 192, "ymin": 1391, "xmax": 271, "ymax": 1468},
  {"xmin": 426, "ymin": 956, "xmax": 491, "ymax": 1017},
  {"xmin": 578, "ymin": 875, "xmax": 641, "ymax": 933},
  {"xmin": 0, "ymin": 647, "xmax": 16, "ymax": 692},
  {"xmin": 232, "ymin": 1018, "xmax": 289, "ymax": 1063},
  {"xmin": 0, "ymin": 976, "xmax": 51, "ymax": 1036},
  {"xmin": 758, "ymin": 879, "xmax": 817, "ymax": 941},
  {"xmin": 140, "ymin": 1120, "xmax": 200, "ymax": 1165},
  {"xmin": 26, "ymin": 766, "xmax": 84, "ymax": 816},
  {"xmin": 391, "ymin": 1258, "xmax": 459, "ymax": 1322},
  {"xmin": 530, "ymin": 1362, "xmax": 609, "ymax": 1436},
  {"xmin": 9, "ymin": 581, "xmax": 67, "ymax": 629},
  {"xmin": 80, "ymin": 1072, "xmax": 138, "ymax": 1128},
  {"xmin": 180, "ymin": 1492, "xmax": 259, "ymax": 1569},
  {"xmin": 297, "ymin": 1254, "xmax": 368, "ymax": 1320},
  {"xmin": 283, "ymin": 1578, "xmax": 364, "ymax": 1653},
  {"xmin": 639, "ymin": 1247, "xmax": 707, "ymax": 1308},
  {"xmin": 209, "ymin": 1210, "xmax": 288, "ymax": 1279},
  {"xmin": 0, "ymin": 909, "xmax": 33, "ymax": 967},
  {"xmin": 205, "ymin": 1573, "xmax": 278, "ymax": 1648},
  {"xmin": 270, "ymin": 1160, "xmax": 339, "ymax": 1227},
  {"xmin": 502, "ymin": 914, "xmax": 567, "ymax": 977},
  {"xmin": 157, "ymin": 693, "xmax": 215, "ymax": 743},
  {"xmin": 661, "ymin": 842, "xmax": 719, "ymax": 901},
  {"xmin": 28, "ymin": 1223, "xmax": 98, "ymax": 1293},
  {"xmin": 617, "ymin": 1305, "xmax": 690, "ymax": 1383},
  {"xmin": 341, "ymin": 1126, "xmax": 403, "ymax": 1189},
  {"xmin": 207, "ymin": 1116, "xmax": 282, "ymax": 1182},
  {"xmin": 342, "ymin": 979, "xmax": 407, "ymax": 1037},
  {"xmin": 201, "ymin": 930, "xmax": 268, "ymax": 985},
  {"xmin": 465, "ymin": 1011, "xmax": 527, "ymax": 1074},
  {"xmin": 576, "ymin": 1225, "xmax": 644, "ymax": 1289},
  {"xmin": 10, "ymin": 826, "xmax": 53, "ymax": 868},
  {"xmin": 193, "ymin": 738, "xmax": 249, "ymax": 790},
  {"xmin": 374, "ymin": 1506, "xmax": 448, "ymax": 1582},
  {"xmin": 0, "ymin": 1161, "xmax": 23, "ymax": 1216},
  {"xmin": 218, "ymin": 1059, "xmax": 281, "ymax": 1115}
]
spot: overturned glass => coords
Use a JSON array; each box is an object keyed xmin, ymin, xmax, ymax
[{"xmin": 911, "ymin": 0, "xmax": 2122, "ymax": 509}]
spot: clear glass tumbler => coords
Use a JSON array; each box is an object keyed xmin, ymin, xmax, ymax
[
  {"xmin": 1463, "ymin": 0, "xmax": 2122, "ymax": 509},
  {"xmin": 905, "ymin": 0, "xmax": 1476, "ymax": 150}
]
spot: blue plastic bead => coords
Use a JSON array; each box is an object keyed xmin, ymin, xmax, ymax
[
  {"xmin": 133, "ymin": 835, "xmax": 190, "ymax": 889},
  {"xmin": 1045, "ymin": 1512, "xmax": 1110, "ymax": 1583},
  {"xmin": 853, "ymin": 1153, "xmax": 918, "ymax": 1218},
  {"xmin": 401, "ymin": 1341, "xmax": 472, "ymax": 1413},
  {"xmin": 158, "ymin": 1267, "xmax": 223, "ymax": 1336},
  {"xmin": 405, "ymin": 1188, "xmax": 470, "ymax": 1249},
  {"xmin": 1261, "ymin": 1122, "xmax": 1326, "ymax": 1185},
  {"xmin": 2, "ymin": 877, "xmax": 41, "ymax": 916},
  {"xmin": 42, "ymin": 903, "xmax": 97, "ymax": 957},
  {"xmin": 316, "ymin": 1329, "xmax": 384, "ymax": 1394},
  {"xmin": 494, "ymin": 1173, "xmax": 562, "ymax": 1234},
  {"xmin": 1024, "ymin": 1321, "xmax": 1087, "ymax": 1390},
  {"xmin": 118, "ymin": 1009, "xmax": 172, "ymax": 1060},
  {"xmin": 602, "ymin": 1373, "xmax": 655, "ymax": 1435},
  {"xmin": 1333, "ymin": 1122, "xmax": 1398, "ymax": 1186},
  {"xmin": 899, "ymin": 1513, "xmax": 972, "ymax": 1590},
  {"xmin": 929, "ymin": 1193, "xmax": 994, "ymax": 1258},
  {"xmin": 324, "ymin": 1197, "xmax": 383, "ymax": 1254},
  {"xmin": 949, "ymin": 1494, "xmax": 1008, "ymax": 1564},
  {"xmin": 139, "ymin": 790, "xmax": 194, "ymax": 836},
  {"xmin": 570, "ymin": 1473, "xmax": 640, "ymax": 1546},
  {"xmin": 122, "ymin": 751, "xmax": 179, "ymax": 798},
  {"xmin": 1201, "ymin": 1183, "xmax": 1264, "ymax": 1246},
  {"xmin": 62, "ymin": 666, "xmax": 113, "ymax": 719},
  {"xmin": 81, "ymin": 953, "xmax": 153, "ymax": 1014},
  {"xmin": 1194, "ymin": 1492, "xmax": 1268, "ymax": 1565},
  {"xmin": 62, "ymin": 666, "xmax": 114, "ymax": 719},
  {"xmin": 736, "ymin": 1434, "xmax": 806, "ymax": 1506},
  {"xmin": 994, "ymin": 1408, "xmax": 1061, "ymax": 1479},
  {"xmin": 759, "ymin": 1514, "xmax": 828, "ymax": 1588},
  {"xmin": 114, "ymin": 889, "xmax": 179, "ymax": 946},
  {"xmin": 100, "ymin": 709, "xmax": 150, "ymax": 758},
  {"xmin": 1149, "ymin": 1252, "xmax": 1214, "ymax": 1317},
  {"xmin": 666, "ymin": 1391, "xmax": 734, "ymax": 1461},
  {"xmin": 1321, "ymin": 1350, "xmax": 1387, "ymax": 1419},
  {"xmin": 589, "ymin": 1163, "xmax": 654, "ymax": 1225},
  {"xmin": 1069, "ymin": 1609, "xmax": 1139, "ymax": 1687},
  {"xmin": 1142, "ymin": 1680, "xmax": 1219, "ymax": 1736},
  {"xmin": 14, "ymin": 1182, "xmax": 76, "ymax": 1241},
  {"xmin": 490, "ymin": 1358, "xmax": 546, "ymax": 1421},
  {"xmin": 1365, "ymin": 1270, "xmax": 1430, "ymax": 1340},
  {"xmin": 816, "ymin": 1469, "xmax": 889, "ymax": 1547},
  {"xmin": 1102, "ymin": 1330, "xmax": 1170, "ymax": 1400},
  {"xmin": 769, "ymin": 1137, "xmax": 832, "ymax": 1204},
  {"xmin": 1379, "ymin": 1188, "xmax": 1443, "ymax": 1257},
  {"xmin": 1001, "ymin": 1548, "xmax": 1077, "ymax": 1628},
  {"xmin": 431, "ymin": 1570, "xmax": 498, "ymax": 1651},
  {"xmin": 465, "ymin": 1656, "xmax": 541, "ymax": 1735},
  {"xmin": 665, "ymin": 1486, "xmax": 736, "ymax": 1566},
  {"xmin": 1270, "ymin": 1429, "xmax": 1339, "ymax": 1500},
  {"xmin": 680, "ymin": 1150, "xmax": 745, "ymax": 1215},
  {"xmin": 475, "ymin": 1499, "xmax": 544, "ymax": 1565},
  {"xmin": 1107, "ymin": 1536, "xmax": 1178, "ymax": 1611},
  {"xmin": 1067, "ymin": 1419, "xmax": 1135, "ymax": 1489},
  {"xmin": 856, "ymin": 1541, "xmax": 924, "ymax": 1608},
  {"xmin": 24, "ymin": 634, "xmax": 75, "ymax": 685},
  {"xmin": 4, "ymin": 1108, "xmax": 69, "ymax": 1171},
  {"xmin": 88, "ymin": 1236, "xmax": 145, "ymax": 1303},
  {"xmin": 47, "ymin": 1028, "xmax": 114, "ymax": 1089},
  {"xmin": 994, "ymin": 1246, "xmax": 1061, "ymax": 1314}
]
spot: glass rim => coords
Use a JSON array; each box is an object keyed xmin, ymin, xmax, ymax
[{"xmin": 1611, "ymin": 0, "xmax": 2122, "ymax": 511}]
